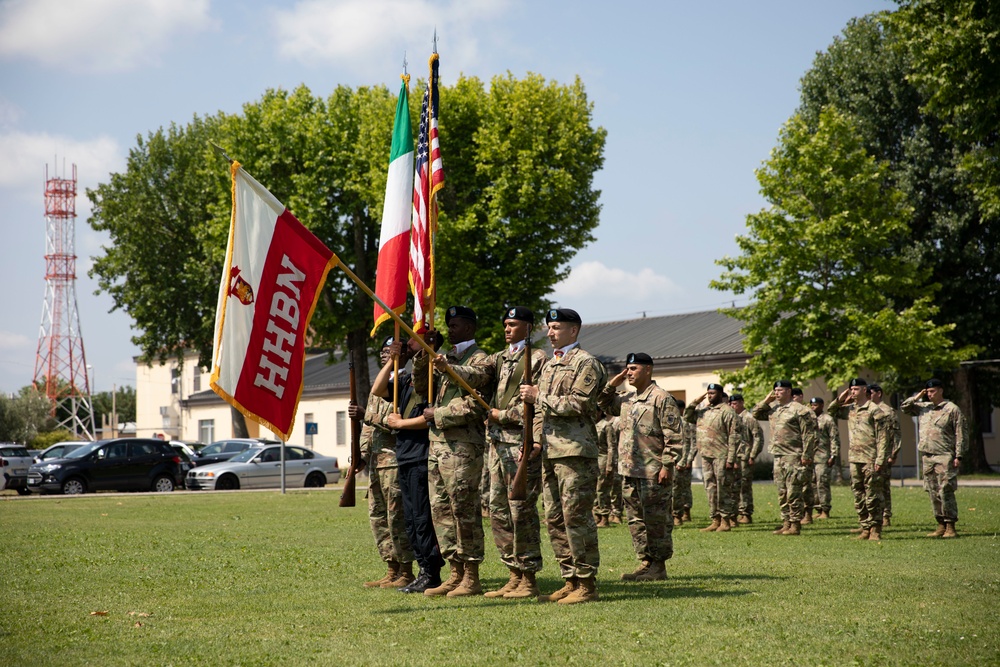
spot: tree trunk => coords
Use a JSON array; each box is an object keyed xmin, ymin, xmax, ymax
[
  {"xmin": 349, "ymin": 211, "xmax": 373, "ymax": 400},
  {"xmin": 953, "ymin": 366, "xmax": 990, "ymax": 473}
]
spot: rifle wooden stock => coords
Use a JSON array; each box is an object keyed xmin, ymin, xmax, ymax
[
  {"xmin": 339, "ymin": 361, "xmax": 362, "ymax": 507},
  {"xmin": 509, "ymin": 332, "xmax": 535, "ymax": 501}
]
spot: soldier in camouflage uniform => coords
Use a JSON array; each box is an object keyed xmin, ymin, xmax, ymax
[
  {"xmin": 870, "ymin": 384, "xmax": 902, "ymax": 526},
  {"xmin": 352, "ymin": 338, "xmax": 416, "ymax": 589},
  {"xmin": 807, "ymin": 397, "xmax": 841, "ymax": 520},
  {"xmin": 729, "ymin": 394, "xmax": 764, "ymax": 524},
  {"xmin": 792, "ymin": 388, "xmax": 819, "ymax": 524},
  {"xmin": 447, "ymin": 306, "xmax": 547, "ymax": 600},
  {"xmin": 901, "ymin": 379, "xmax": 969, "ymax": 538},
  {"xmin": 521, "ymin": 308, "xmax": 607, "ymax": 604},
  {"xmin": 672, "ymin": 400, "xmax": 696, "ymax": 525},
  {"xmin": 752, "ymin": 380, "xmax": 817, "ymax": 536},
  {"xmin": 828, "ymin": 378, "xmax": 891, "ymax": 540},
  {"xmin": 684, "ymin": 384, "xmax": 741, "ymax": 532},
  {"xmin": 413, "ymin": 306, "xmax": 492, "ymax": 597},
  {"xmin": 598, "ymin": 352, "xmax": 682, "ymax": 581},
  {"xmin": 594, "ymin": 411, "xmax": 623, "ymax": 527}
]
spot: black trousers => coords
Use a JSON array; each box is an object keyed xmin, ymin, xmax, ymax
[{"xmin": 398, "ymin": 459, "xmax": 444, "ymax": 573}]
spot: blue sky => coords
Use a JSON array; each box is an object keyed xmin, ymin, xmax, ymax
[{"xmin": 0, "ymin": 0, "xmax": 894, "ymax": 394}]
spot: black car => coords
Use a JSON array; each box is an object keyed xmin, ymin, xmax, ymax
[
  {"xmin": 193, "ymin": 438, "xmax": 280, "ymax": 467},
  {"xmin": 27, "ymin": 438, "xmax": 184, "ymax": 495}
]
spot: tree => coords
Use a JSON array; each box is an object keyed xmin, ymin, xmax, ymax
[
  {"xmin": 91, "ymin": 385, "xmax": 136, "ymax": 424},
  {"xmin": 0, "ymin": 387, "xmax": 55, "ymax": 444},
  {"xmin": 712, "ymin": 107, "xmax": 975, "ymax": 397}
]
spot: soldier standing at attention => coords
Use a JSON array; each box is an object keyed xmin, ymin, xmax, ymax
[
  {"xmin": 729, "ymin": 394, "xmax": 764, "ymax": 525},
  {"xmin": 446, "ymin": 306, "xmax": 547, "ymax": 600},
  {"xmin": 792, "ymin": 388, "xmax": 818, "ymax": 525},
  {"xmin": 413, "ymin": 306, "xmax": 491, "ymax": 597},
  {"xmin": 807, "ymin": 397, "xmax": 841, "ymax": 520},
  {"xmin": 594, "ymin": 409, "xmax": 623, "ymax": 528},
  {"xmin": 901, "ymin": 379, "xmax": 968, "ymax": 538},
  {"xmin": 520, "ymin": 308, "xmax": 607, "ymax": 604},
  {"xmin": 870, "ymin": 383, "xmax": 902, "ymax": 526},
  {"xmin": 752, "ymin": 380, "xmax": 817, "ymax": 536},
  {"xmin": 829, "ymin": 379, "xmax": 891, "ymax": 541},
  {"xmin": 672, "ymin": 400, "xmax": 696, "ymax": 525},
  {"xmin": 598, "ymin": 353, "xmax": 682, "ymax": 582},
  {"xmin": 684, "ymin": 384, "xmax": 741, "ymax": 532}
]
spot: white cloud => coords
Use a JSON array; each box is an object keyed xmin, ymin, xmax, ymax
[
  {"xmin": 552, "ymin": 260, "xmax": 680, "ymax": 305},
  {"xmin": 272, "ymin": 0, "xmax": 508, "ymax": 76},
  {"xmin": 0, "ymin": 331, "xmax": 33, "ymax": 351},
  {"xmin": 0, "ymin": 131, "xmax": 123, "ymax": 193},
  {"xmin": 0, "ymin": 0, "xmax": 214, "ymax": 72}
]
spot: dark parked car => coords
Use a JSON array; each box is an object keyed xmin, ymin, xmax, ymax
[
  {"xmin": 27, "ymin": 438, "xmax": 184, "ymax": 495},
  {"xmin": 193, "ymin": 438, "xmax": 280, "ymax": 467}
]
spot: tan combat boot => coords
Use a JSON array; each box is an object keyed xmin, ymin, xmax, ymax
[
  {"xmin": 883, "ymin": 516, "xmax": 892, "ymax": 527},
  {"xmin": 504, "ymin": 571, "xmax": 539, "ymax": 599},
  {"xmin": 857, "ymin": 527, "xmax": 871, "ymax": 540},
  {"xmin": 610, "ymin": 514, "xmax": 623, "ymax": 525},
  {"xmin": 558, "ymin": 577, "xmax": 599, "ymax": 605},
  {"xmin": 484, "ymin": 569, "xmax": 521, "ymax": 598},
  {"xmin": 715, "ymin": 517, "xmax": 732, "ymax": 532},
  {"xmin": 595, "ymin": 515, "xmax": 609, "ymax": 528},
  {"xmin": 868, "ymin": 524, "xmax": 882, "ymax": 541},
  {"xmin": 384, "ymin": 561, "xmax": 414, "ymax": 588},
  {"xmin": 784, "ymin": 521, "xmax": 801, "ymax": 536},
  {"xmin": 942, "ymin": 522, "xmax": 958, "ymax": 538},
  {"xmin": 447, "ymin": 562, "xmax": 483, "ymax": 597},
  {"xmin": 682, "ymin": 509, "xmax": 692, "ymax": 523},
  {"xmin": 621, "ymin": 560, "xmax": 651, "ymax": 581},
  {"xmin": 673, "ymin": 515, "xmax": 683, "ymax": 527},
  {"xmin": 364, "ymin": 561, "xmax": 399, "ymax": 588},
  {"xmin": 737, "ymin": 514, "xmax": 751, "ymax": 525},
  {"xmin": 927, "ymin": 521, "xmax": 946, "ymax": 537},
  {"xmin": 817, "ymin": 510, "xmax": 830, "ymax": 520},
  {"xmin": 801, "ymin": 510, "xmax": 813, "ymax": 525},
  {"xmin": 634, "ymin": 560, "xmax": 667, "ymax": 582},
  {"xmin": 700, "ymin": 518, "xmax": 721, "ymax": 532},
  {"xmin": 424, "ymin": 561, "xmax": 464, "ymax": 596},
  {"xmin": 539, "ymin": 578, "xmax": 577, "ymax": 602},
  {"xmin": 773, "ymin": 520, "xmax": 790, "ymax": 535}
]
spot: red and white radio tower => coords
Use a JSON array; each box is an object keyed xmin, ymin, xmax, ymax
[{"xmin": 32, "ymin": 163, "xmax": 96, "ymax": 440}]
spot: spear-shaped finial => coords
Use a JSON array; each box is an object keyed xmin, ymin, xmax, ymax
[
  {"xmin": 433, "ymin": 28, "xmax": 438, "ymax": 54},
  {"xmin": 210, "ymin": 142, "xmax": 234, "ymax": 164}
]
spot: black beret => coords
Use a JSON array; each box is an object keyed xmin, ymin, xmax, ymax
[
  {"xmin": 849, "ymin": 378, "xmax": 868, "ymax": 387},
  {"xmin": 791, "ymin": 388, "xmax": 804, "ymax": 396},
  {"xmin": 869, "ymin": 383, "xmax": 883, "ymax": 393},
  {"xmin": 926, "ymin": 378, "xmax": 943, "ymax": 388},
  {"xmin": 810, "ymin": 396, "xmax": 824, "ymax": 405},
  {"xmin": 545, "ymin": 308, "xmax": 582, "ymax": 325},
  {"xmin": 729, "ymin": 393, "xmax": 744, "ymax": 402},
  {"xmin": 626, "ymin": 352, "xmax": 654, "ymax": 366},
  {"xmin": 774, "ymin": 380, "xmax": 793, "ymax": 389},
  {"xmin": 707, "ymin": 383, "xmax": 724, "ymax": 391},
  {"xmin": 380, "ymin": 336, "xmax": 395, "ymax": 348},
  {"xmin": 445, "ymin": 305, "xmax": 477, "ymax": 324},
  {"xmin": 502, "ymin": 306, "xmax": 534, "ymax": 324}
]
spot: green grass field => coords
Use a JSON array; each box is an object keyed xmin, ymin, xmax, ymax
[{"xmin": 2, "ymin": 483, "xmax": 998, "ymax": 666}]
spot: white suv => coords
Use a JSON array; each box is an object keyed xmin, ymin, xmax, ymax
[{"xmin": 1, "ymin": 444, "xmax": 34, "ymax": 495}]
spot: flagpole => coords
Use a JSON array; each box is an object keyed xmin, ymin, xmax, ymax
[
  {"xmin": 393, "ymin": 321, "xmax": 400, "ymax": 412},
  {"xmin": 427, "ymin": 43, "xmax": 439, "ymax": 403}
]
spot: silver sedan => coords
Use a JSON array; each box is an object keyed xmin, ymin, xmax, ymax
[{"xmin": 186, "ymin": 445, "xmax": 340, "ymax": 491}]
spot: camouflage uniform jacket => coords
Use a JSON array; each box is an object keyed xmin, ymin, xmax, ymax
[
  {"xmin": 533, "ymin": 346, "xmax": 607, "ymax": 459},
  {"xmin": 737, "ymin": 409, "xmax": 765, "ymax": 461},
  {"xmin": 875, "ymin": 402, "xmax": 903, "ymax": 460},
  {"xmin": 361, "ymin": 392, "xmax": 398, "ymax": 468},
  {"xmin": 680, "ymin": 421, "xmax": 697, "ymax": 466},
  {"xmin": 751, "ymin": 399, "xmax": 818, "ymax": 460},
  {"xmin": 683, "ymin": 401, "xmax": 740, "ymax": 464},
  {"xmin": 413, "ymin": 343, "xmax": 491, "ymax": 445},
  {"xmin": 596, "ymin": 416, "xmax": 620, "ymax": 473},
  {"xmin": 900, "ymin": 397, "xmax": 968, "ymax": 459},
  {"xmin": 828, "ymin": 398, "xmax": 890, "ymax": 466},
  {"xmin": 448, "ymin": 344, "xmax": 548, "ymax": 445},
  {"xmin": 598, "ymin": 381, "xmax": 682, "ymax": 480},
  {"xmin": 814, "ymin": 412, "xmax": 841, "ymax": 462}
]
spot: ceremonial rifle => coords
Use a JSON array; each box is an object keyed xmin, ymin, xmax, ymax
[
  {"xmin": 509, "ymin": 329, "xmax": 535, "ymax": 501},
  {"xmin": 339, "ymin": 361, "xmax": 362, "ymax": 507}
]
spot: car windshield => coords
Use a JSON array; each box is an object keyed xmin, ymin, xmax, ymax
[
  {"xmin": 65, "ymin": 442, "xmax": 102, "ymax": 459},
  {"xmin": 227, "ymin": 447, "xmax": 265, "ymax": 463},
  {"xmin": 200, "ymin": 443, "xmax": 224, "ymax": 456}
]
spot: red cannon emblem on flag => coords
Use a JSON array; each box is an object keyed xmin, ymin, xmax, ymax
[{"xmin": 228, "ymin": 266, "xmax": 255, "ymax": 305}]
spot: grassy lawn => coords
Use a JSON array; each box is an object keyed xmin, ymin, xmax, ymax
[{"xmin": 2, "ymin": 483, "xmax": 998, "ymax": 666}]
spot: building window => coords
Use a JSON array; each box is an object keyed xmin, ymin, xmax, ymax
[
  {"xmin": 193, "ymin": 373, "xmax": 201, "ymax": 393},
  {"xmin": 304, "ymin": 412, "xmax": 314, "ymax": 449},
  {"xmin": 980, "ymin": 404, "xmax": 994, "ymax": 436},
  {"xmin": 336, "ymin": 411, "xmax": 346, "ymax": 446},
  {"xmin": 171, "ymin": 368, "xmax": 180, "ymax": 395},
  {"xmin": 199, "ymin": 419, "xmax": 215, "ymax": 444}
]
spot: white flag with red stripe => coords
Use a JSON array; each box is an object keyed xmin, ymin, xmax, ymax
[{"xmin": 210, "ymin": 162, "xmax": 338, "ymax": 441}]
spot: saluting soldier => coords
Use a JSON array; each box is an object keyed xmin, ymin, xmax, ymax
[
  {"xmin": 446, "ymin": 306, "xmax": 547, "ymax": 599},
  {"xmin": 520, "ymin": 308, "xmax": 607, "ymax": 604},
  {"xmin": 807, "ymin": 397, "xmax": 841, "ymax": 520},
  {"xmin": 901, "ymin": 379, "xmax": 968, "ymax": 538},
  {"xmin": 729, "ymin": 393, "xmax": 764, "ymax": 524},
  {"xmin": 598, "ymin": 353, "xmax": 682, "ymax": 582},
  {"xmin": 684, "ymin": 384, "xmax": 741, "ymax": 532},
  {"xmin": 870, "ymin": 383, "xmax": 902, "ymax": 526},
  {"xmin": 672, "ymin": 399, "xmax": 696, "ymax": 525},
  {"xmin": 752, "ymin": 380, "xmax": 818, "ymax": 536}
]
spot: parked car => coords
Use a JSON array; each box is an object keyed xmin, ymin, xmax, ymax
[
  {"xmin": 193, "ymin": 438, "xmax": 280, "ymax": 466},
  {"xmin": 186, "ymin": 445, "xmax": 339, "ymax": 491},
  {"xmin": 1, "ymin": 444, "xmax": 34, "ymax": 495},
  {"xmin": 27, "ymin": 438, "xmax": 184, "ymax": 495},
  {"xmin": 33, "ymin": 441, "xmax": 86, "ymax": 464},
  {"xmin": 169, "ymin": 441, "xmax": 199, "ymax": 478}
]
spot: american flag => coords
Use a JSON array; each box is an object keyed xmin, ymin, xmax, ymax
[{"xmin": 409, "ymin": 53, "xmax": 444, "ymax": 333}]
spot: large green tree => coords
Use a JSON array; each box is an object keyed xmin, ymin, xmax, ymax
[
  {"xmin": 0, "ymin": 387, "xmax": 55, "ymax": 444},
  {"xmin": 712, "ymin": 107, "xmax": 975, "ymax": 397}
]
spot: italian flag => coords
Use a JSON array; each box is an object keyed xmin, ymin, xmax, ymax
[{"xmin": 371, "ymin": 79, "xmax": 415, "ymax": 336}]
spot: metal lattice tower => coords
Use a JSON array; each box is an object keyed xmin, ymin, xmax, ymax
[{"xmin": 32, "ymin": 163, "xmax": 96, "ymax": 440}]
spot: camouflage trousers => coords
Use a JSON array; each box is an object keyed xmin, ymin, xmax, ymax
[
  {"xmin": 428, "ymin": 440, "xmax": 486, "ymax": 562},
  {"xmin": 736, "ymin": 459, "xmax": 755, "ymax": 516},
  {"xmin": 807, "ymin": 462, "xmax": 834, "ymax": 514},
  {"xmin": 801, "ymin": 462, "xmax": 816, "ymax": 512},
  {"xmin": 594, "ymin": 448, "xmax": 623, "ymax": 518},
  {"xmin": 703, "ymin": 457, "xmax": 735, "ymax": 520},
  {"xmin": 672, "ymin": 466, "xmax": 693, "ymax": 517},
  {"xmin": 368, "ymin": 462, "xmax": 414, "ymax": 564},
  {"xmin": 881, "ymin": 466, "xmax": 894, "ymax": 518},
  {"xmin": 542, "ymin": 456, "xmax": 600, "ymax": 579},
  {"xmin": 480, "ymin": 456, "xmax": 491, "ymax": 516},
  {"xmin": 773, "ymin": 455, "xmax": 809, "ymax": 522},
  {"xmin": 488, "ymin": 441, "xmax": 543, "ymax": 573},
  {"xmin": 623, "ymin": 475, "xmax": 674, "ymax": 562},
  {"xmin": 922, "ymin": 453, "xmax": 959, "ymax": 523},
  {"xmin": 850, "ymin": 462, "xmax": 885, "ymax": 529}
]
